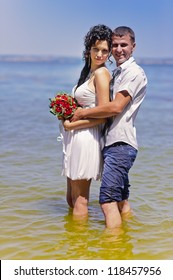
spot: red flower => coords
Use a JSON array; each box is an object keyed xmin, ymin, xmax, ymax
[{"xmin": 49, "ymin": 92, "xmax": 78, "ymax": 119}]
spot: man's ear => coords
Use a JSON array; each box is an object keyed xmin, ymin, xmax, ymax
[{"xmin": 133, "ymin": 42, "xmax": 136, "ymax": 51}]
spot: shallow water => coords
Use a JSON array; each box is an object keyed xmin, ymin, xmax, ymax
[{"xmin": 0, "ymin": 58, "xmax": 173, "ymax": 259}]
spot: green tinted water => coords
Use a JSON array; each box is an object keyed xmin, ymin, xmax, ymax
[{"xmin": 1, "ymin": 59, "xmax": 173, "ymax": 259}]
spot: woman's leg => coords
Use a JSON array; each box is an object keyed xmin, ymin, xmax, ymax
[
  {"xmin": 70, "ymin": 179, "xmax": 91, "ymax": 218},
  {"xmin": 66, "ymin": 177, "xmax": 73, "ymax": 208}
]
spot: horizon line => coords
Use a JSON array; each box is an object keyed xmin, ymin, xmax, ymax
[{"xmin": 0, "ymin": 54, "xmax": 173, "ymax": 65}]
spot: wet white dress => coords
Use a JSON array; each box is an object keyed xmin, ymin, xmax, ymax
[{"xmin": 59, "ymin": 80, "xmax": 103, "ymax": 180}]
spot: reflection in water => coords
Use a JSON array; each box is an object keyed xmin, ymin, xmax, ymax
[{"xmin": 53, "ymin": 210, "xmax": 134, "ymax": 260}]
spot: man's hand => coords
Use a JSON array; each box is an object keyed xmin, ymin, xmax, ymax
[{"xmin": 71, "ymin": 107, "xmax": 84, "ymax": 122}]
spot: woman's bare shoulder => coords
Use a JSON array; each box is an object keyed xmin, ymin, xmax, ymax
[{"xmin": 95, "ymin": 66, "xmax": 111, "ymax": 79}]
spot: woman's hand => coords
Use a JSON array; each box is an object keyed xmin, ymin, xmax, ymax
[
  {"xmin": 63, "ymin": 120, "xmax": 72, "ymax": 131},
  {"xmin": 57, "ymin": 115, "xmax": 64, "ymax": 120}
]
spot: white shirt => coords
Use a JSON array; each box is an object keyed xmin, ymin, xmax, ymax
[{"xmin": 105, "ymin": 56, "xmax": 147, "ymax": 150}]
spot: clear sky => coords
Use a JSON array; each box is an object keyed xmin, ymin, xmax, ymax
[{"xmin": 0, "ymin": 0, "xmax": 173, "ymax": 58}]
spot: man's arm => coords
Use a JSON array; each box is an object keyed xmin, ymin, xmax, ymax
[{"xmin": 71, "ymin": 91, "xmax": 131, "ymax": 122}]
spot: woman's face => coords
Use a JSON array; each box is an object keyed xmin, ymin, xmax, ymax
[{"xmin": 90, "ymin": 40, "xmax": 109, "ymax": 68}]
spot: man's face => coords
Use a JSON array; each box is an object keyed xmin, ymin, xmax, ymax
[{"xmin": 111, "ymin": 34, "xmax": 136, "ymax": 66}]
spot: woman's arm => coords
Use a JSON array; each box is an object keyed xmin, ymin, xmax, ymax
[
  {"xmin": 94, "ymin": 67, "xmax": 111, "ymax": 106},
  {"xmin": 64, "ymin": 67, "xmax": 111, "ymax": 130},
  {"xmin": 63, "ymin": 118, "xmax": 105, "ymax": 131}
]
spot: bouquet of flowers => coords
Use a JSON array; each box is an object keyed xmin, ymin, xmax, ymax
[{"xmin": 49, "ymin": 91, "xmax": 78, "ymax": 119}]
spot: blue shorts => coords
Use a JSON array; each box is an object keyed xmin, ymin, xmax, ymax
[{"xmin": 99, "ymin": 142, "xmax": 138, "ymax": 204}]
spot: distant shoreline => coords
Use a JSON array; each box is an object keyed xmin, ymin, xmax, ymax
[{"xmin": 0, "ymin": 55, "xmax": 173, "ymax": 65}]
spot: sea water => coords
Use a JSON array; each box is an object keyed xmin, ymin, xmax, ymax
[{"xmin": 0, "ymin": 56, "xmax": 173, "ymax": 260}]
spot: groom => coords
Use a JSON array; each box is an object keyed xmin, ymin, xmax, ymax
[{"xmin": 72, "ymin": 26, "xmax": 147, "ymax": 228}]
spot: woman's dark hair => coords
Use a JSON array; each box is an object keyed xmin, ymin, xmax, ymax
[{"xmin": 75, "ymin": 24, "xmax": 113, "ymax": 90}]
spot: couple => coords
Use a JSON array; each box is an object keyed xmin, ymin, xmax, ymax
[{"xmin": 59, "ymin": 24, "xmax": 147, "ymax": 229}]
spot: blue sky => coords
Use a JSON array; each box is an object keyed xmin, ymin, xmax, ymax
[{"xmin": 0, "ymin": 0, "xmax": 173, "ymax": 58}]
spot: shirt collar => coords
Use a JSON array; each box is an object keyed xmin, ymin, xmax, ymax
[{"xmin": 118, "ymin": 56, "xmax": 135, "ymax": 71}]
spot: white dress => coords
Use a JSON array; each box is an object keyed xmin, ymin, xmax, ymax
[{"xmin": 59, "ymin": 80, "xmax": 103, "ymax": 180}]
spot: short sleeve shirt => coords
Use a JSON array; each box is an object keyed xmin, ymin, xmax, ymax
[{"xmin": 105, "ymin": 57, "xmax": 147, "ymax": 150}]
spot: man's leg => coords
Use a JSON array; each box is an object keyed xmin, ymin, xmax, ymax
[
  {"xmin": 101, "ymin": 201, "xmax": 122, "ymax": 228},
  {"xmin": 99, "ymin": 145, "xmax": 123, "ymax": 228},
  {"xmin": 118, "ymin": 199, "xmax": 131, "ymax": 214},
  {"xmin": 100, "ymin": 143, "xmax": 137, "ymax": 228}
]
